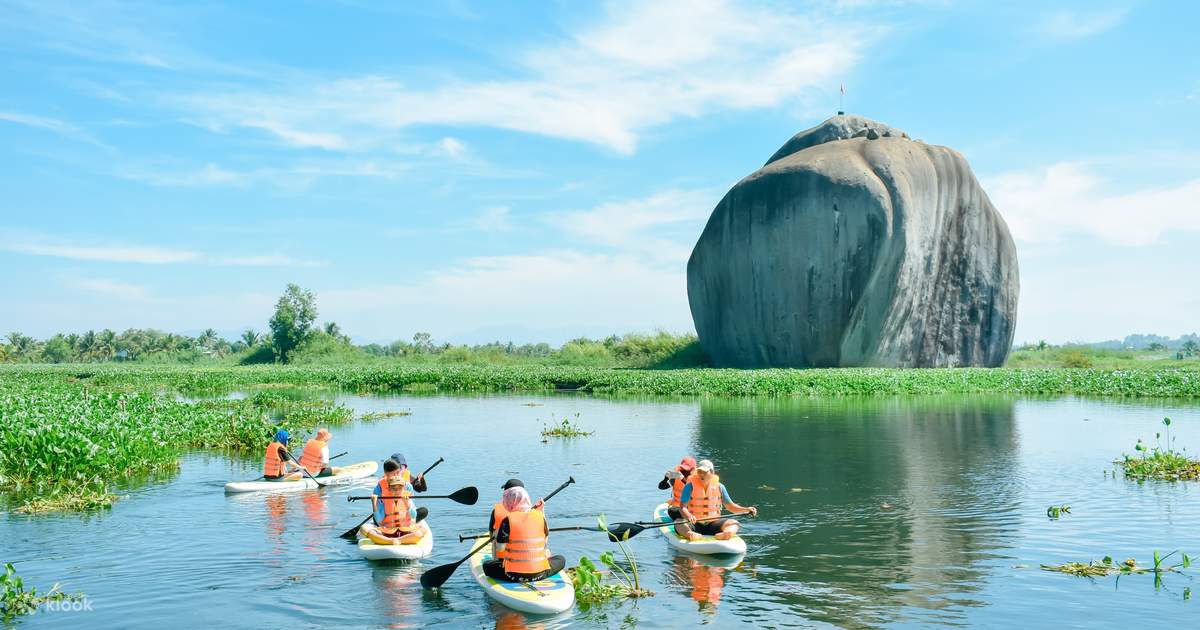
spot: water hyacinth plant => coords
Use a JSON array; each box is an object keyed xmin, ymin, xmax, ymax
[
  {"xmin": 1, "ymin": 563, "xmax": 81, "ymax": 621},
  {"xmin": 1118, "ymin": 417, "xmax": 1200, "ymax": 481}
]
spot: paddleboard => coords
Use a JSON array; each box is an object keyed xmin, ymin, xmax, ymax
[
  {"xmin": 223, "ymin": 461, "xmax": 378, "ymax": 494},
  {"xmin": 653, "ymin": 502, "xmax": 747, "ymax": 555},
  {"xmin": 468, "ymin": 538, "xmax": 574, "ymax": 615},
  {"xmin": 357, "ymin": 520, "xmax": 433, "ymax": 561}
]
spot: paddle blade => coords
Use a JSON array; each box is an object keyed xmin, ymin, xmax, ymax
[
  {"xmin": 420, "ymin": 561, "xmax": 461, "ymax": 589},
  {"xmin": 448, "ymin": 486, "xmax": 479, "ymax": 505},
  {"xmin": 605, "ymin": 522, "xmax": 646, "ymax": 542},
  {"xmin": 340, "ymin": 514, "xmax": 372, "ymax": 540}
]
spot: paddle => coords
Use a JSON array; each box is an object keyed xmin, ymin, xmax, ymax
[
  {"xmin": 420, "ymin": 476, "xmax": 575, "ymax": 590},
  {"xmin": 348, "ymin": 485, "xmax": 479, "ymax": 505},
  {"xmin": 458, "ymin": 524, "xmax": 596, "ymax": 542},
  {"xmin": 339, "ymin": 457, "xmax": 445, "ymax": 540},
  {"xmin": 606, "ymin": 511, "xmax": 755, "ymax": 542}
]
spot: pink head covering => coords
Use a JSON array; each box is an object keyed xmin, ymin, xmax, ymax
[{"xmin": 501, "ymin": 486, "xmax": 533, "ymax": 512}]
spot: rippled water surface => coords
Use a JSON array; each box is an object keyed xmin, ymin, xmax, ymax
[{"xmin": 5, "ymin": 393, "xmax": 1200, "ymax": 628}]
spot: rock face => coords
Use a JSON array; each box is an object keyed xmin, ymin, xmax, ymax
[{"xmin": 687, "ymin": 115, "xmax": 1019, "ymax": 368}]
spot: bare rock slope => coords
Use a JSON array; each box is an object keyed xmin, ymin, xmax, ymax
[{"xmin": 687, "ymin": 115, "xmax": 1019, "ymax": 368}]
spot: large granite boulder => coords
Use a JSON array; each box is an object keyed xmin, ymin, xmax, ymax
[{"xmin": 687, "ymin": 115, "xmax": 1019, "ymax": 368}]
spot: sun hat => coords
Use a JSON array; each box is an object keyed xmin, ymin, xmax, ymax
[{"xmin": 696, "ymin": 459, "xmax": 715, "ymax": 473}]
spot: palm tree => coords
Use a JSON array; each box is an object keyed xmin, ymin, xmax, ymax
[{"xmin": 240, "ymin": 329, "xmax": 261, "ymax": 347}]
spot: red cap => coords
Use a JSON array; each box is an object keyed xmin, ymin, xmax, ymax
[{"xmin": 679, "ymin": 456, "xmax": 697, "ymax": 470}]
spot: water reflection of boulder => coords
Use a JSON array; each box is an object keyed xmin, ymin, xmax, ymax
[{"xmin": 694, "ymin": 396, "xmax": 1020, "ymax": 627}]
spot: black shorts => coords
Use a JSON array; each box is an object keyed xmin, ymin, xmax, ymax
[
  {"xmin": 693, "ymin": 519, "xmax": 731, "ymax": 535},
  {"xmin": 667, "ymin": 506, "xmax": 683, "ymax": 520}
]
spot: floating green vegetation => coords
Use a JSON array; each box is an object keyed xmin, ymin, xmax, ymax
[
  {"xmin": 1042, "ymin": 551, "xmax": 1191, "ymax": 582},
  {"xmin": 1, "ymin": 563, "xmax": 82, "ymax": 621},
  {"xmin": 0, "ymin": 372, "xmax": 352, "ymax": 512},
  {"xmin": 4, "ymin": 363, "xmax": 1200, "ymax": 399},
  {"xmin": 570, "ymin": 516, "xmax": 653, "ymax": 608},
  {"xmin": 1046, "ymin": 505, "xmax": 1071, "ymax": 518},
  {"xmin": 359, "ymin": 410, "xmax": 412, "ymax": 421},
  {"xmin": 541, "ymin": 414, "xmax": 594, "ymax": 438},
  {"xmin": 1117, "ymin": 418, "xmax": 1200, "ymax": 481}
]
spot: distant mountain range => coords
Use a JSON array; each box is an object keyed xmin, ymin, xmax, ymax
[{"xmin": 1084, "ymin": 333, "xmax": 1200, "ymax": 350}]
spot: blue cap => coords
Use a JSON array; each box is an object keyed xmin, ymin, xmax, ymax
[
  {"xmin": 274, "ymin": 429, "xmax": 289, "ymax": 444},
  {"xmin": 389, "ymin": 453, "xmax": 407, "ymax": 467}
]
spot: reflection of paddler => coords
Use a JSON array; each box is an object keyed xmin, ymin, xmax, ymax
[
  {"xmin": 494, "ymin": 610, "xmax": 531, "ymax": 630},
  {"xmin": 265, "ymin": 493, "xmax": 287, "ymax": 543},
  {"xmin": 301, "ymin": 489, "xmax": 326, "ymax": 522},
  {"xmin": 673, "ymin": 555, "xmax": 726, "ymax": 611}
]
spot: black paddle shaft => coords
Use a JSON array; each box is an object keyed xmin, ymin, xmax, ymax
[
  {"xmin": 338, "ymin": 456, "xmax": 445, "ymax": 540},
  {"xmin": 420, "ymin": 476, "xmax": 575, "ymax": 590}
]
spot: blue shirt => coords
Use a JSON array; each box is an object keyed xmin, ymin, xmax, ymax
[
  {"xmin": 678, "ymin": 482, "xmax": 732, "ymax": 506},
  {"xmin": 373, "ymin": 481, "xmax": 416, "ymax": 521}
]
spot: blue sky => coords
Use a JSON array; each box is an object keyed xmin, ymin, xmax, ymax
[{"xmin": 1, "ymin": 0, "xmax": 1197, "ymax": 345}]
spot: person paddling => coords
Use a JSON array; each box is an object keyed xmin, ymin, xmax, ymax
[
  {"xmin": 678, "ymin": 459, "xmax": 758, "ymax": 541},
  {"xmin": 658, "ymin": 456, "xmax": 696, "ymax": 534},
  {"xmin": 389, "ymin": 453, "xmax": 428, "ymax": 493},
  {"xmin": 263, "ymin": 429, "xmax": 304, "ymax": 481},
  {"xmin": 482, "ymin": 486, "xmax": 564, "ymax": 582},
  {"xmin": 488, "ymin": 479, "xmax": 544, "ymax": 535},
  {"xmin": 364, "ymin": 459, "xmax": 427, "ymax": 543},
  {"xmin": 299, "ymin": 428, "xmax": 342, "ymax": 478}
]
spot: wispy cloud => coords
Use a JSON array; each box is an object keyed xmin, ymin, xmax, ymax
[
  {"xmin": 0, "ymin": 110, "xmax": 107, "ymax": 147},
  {"xmin": 551, "ymin": 188, "xmax": 718, "ymax": 261},
  {"xmin": 2, "ymin": 234, "xmax": 321, "ymax": 267},
  {"xmin": 468, "ymin": 206, "xmax": 513, "ymax": 232},
  {"xmin": 984, "ymin": 162, "xmax": 1200, "ymax": 246},
  {"xmin": 173, "ymin": 0, "xmax": 868, "ymax": 154},
  {"xmin": 4, "ymin": 242, "xmax": 200, "ymax": 264},
  {"xmin": 71, "ymin": 277, "xmax": 149, "ymax": 300},
  {"xmin": 1034, "ymin": 8, "xmax": 1127, "ymax": 40}
]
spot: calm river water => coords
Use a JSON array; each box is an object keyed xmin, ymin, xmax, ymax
[{"xmin": 4, "ymin": 393, "xmax": 1200, "ymax": 628}]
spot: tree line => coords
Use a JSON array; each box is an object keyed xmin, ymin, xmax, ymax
[{"xmin": 1, "ymin": 284, "xmax": 705, "ymax": 368}]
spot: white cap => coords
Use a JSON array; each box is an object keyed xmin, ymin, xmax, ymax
[{"xmin": 696, "ymin": 459, "xmax": 714, "ymax": 473}]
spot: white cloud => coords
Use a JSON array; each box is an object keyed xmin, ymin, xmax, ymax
[
  {"xmin": 3, "ymin": 234, "xmax": 320, "ymax": 267},
  {"xmin": 0, "ymin": 111, "xmax": 79, "ymax": 134},
  {"xmin": 241, "ymin": 120, "xmax": 348, "ymax": 150},
  {"xmin": 552, "ymin": 188, "xmax": 717, "ymax": 261},
  {"xmin": 174, "ymin": 0, "xmax": 867, "ymax": 154},
  {"xmin": 984, "ymin": 162, "xmax": 1200, "ymax": 246},
  {"xmin": 1035, "ymin": 8, "xmax": 1127, "ymax": 40},
  {"xmin": 71, "ymin": 277, "xmax": 148, "ymax": 300},
  {"xmin": 469, "ymin": 206, "xmax": 513, "ymax": 232},
  {"xmin": 4, "ymin": 242, "xmax": 200, "ymax": 264},
  {"xmin": 438, "ymin": 137, "xmax": 468, "ymax": 160}
]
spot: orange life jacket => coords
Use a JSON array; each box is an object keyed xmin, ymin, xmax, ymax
[
  {"xmin": 491, "ymin": 502, "xmax": 510, "ymax": 559},
  {"xmin": 502, "ymin": 510, "xmax": 551, "ymax": 574},
  {"xmin": 263, "ymin": 441, "xmax": 286, "ymax": 477},
  {"xmin": 376, "ymin": 477, "xmax": 413, "ymax": 530},
  {"xmin": 299, "ymin": 438, "xmax": 327, "ymax": 474},
  {"xmin": 669, "ymin": 466, "xmax": 691, "ymax": 507},
  {"xmin": 687, "ymin": 474, "xmax": 723, "ymax": 520}
]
